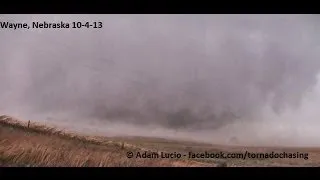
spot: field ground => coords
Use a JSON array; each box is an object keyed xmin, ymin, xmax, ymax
[{"xmin": 0, "ymin": 115, "xmax": 320, "ymax": 167}]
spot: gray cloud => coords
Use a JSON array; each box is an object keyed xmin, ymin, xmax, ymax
[{"xmin": 1, "ymin": 14, "xmax": 320, "ymax": 131}]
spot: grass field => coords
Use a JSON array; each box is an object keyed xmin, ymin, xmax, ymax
[{"xmin": 0, "ymin": 115, "xmax": 319, "ymax": 167}]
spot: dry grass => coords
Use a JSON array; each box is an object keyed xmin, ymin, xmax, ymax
[
  {"xmin": 1, "ymin": 114, "xmax": 320, "ymax": 167},
  {"xmin": 0, "ymin": 115, "xmax": 213, "ymax": 167}
]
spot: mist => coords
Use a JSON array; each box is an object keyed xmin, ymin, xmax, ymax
[{"xmin": 1, "ymin": 14, "xmax": 320, "ymax": 146}]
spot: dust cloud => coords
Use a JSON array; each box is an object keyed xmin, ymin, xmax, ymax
[{"xmin": 1, "ymin": 14, "xmax": 320, "ymax": 146}]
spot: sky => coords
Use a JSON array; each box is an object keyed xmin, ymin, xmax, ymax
[{"xmin": 1, "ymin": 14, "xmax": 320, "ymax": 146}]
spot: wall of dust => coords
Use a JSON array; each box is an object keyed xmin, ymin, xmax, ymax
[{"xmin": 1, "ymin": 14, "xmax": 320, "ymax": 146}]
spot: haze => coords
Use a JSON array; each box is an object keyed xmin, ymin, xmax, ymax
[{"xmin": 1, "ymin": 14, "xmax": 320, "ymax": 146}]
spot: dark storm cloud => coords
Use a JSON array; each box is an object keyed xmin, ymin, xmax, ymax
[{"xmin": 1, "ymin": 14, "xmax": 320, "ymax": 130}]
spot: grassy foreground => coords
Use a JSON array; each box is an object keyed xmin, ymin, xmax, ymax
[
  {"xmin": 0, "ymin": 115, "xmax": 214, "ymax": 167},
  {"xmin": 1, "ymin": 115, "xmax": 320, "ymax": 167}
]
